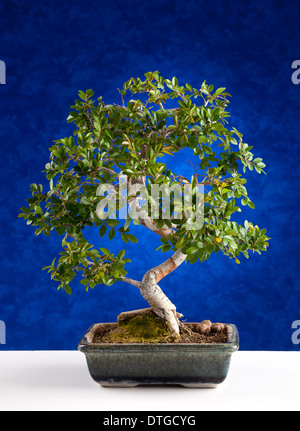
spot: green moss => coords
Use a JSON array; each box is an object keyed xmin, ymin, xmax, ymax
[{"xmin": 104, "ymin": 311, "xmax": 176, "ymax": 343}]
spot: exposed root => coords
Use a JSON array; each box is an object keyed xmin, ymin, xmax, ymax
[
  {"xmin": 162, "ymin": 332, "xmax": 181, "ymax": 343},
  {"xmin": 118, "ymin": 307, "xmax": 183, "ymax": 335},
  {"xmin": 117, "ymin": 308, "xmax": 153, "ymax": 323},
  {"xmin": 179, "ymin": 321, "xmax": 194, "ymax": 337}
]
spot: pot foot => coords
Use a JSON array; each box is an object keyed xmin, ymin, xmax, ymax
[
  {"xmin": 181, "ymin": 383, "xmax": 218, "ymax": 389},
  {"xmin": 99, "ymin": 381, "xmax": 139, "ymax": 388}
]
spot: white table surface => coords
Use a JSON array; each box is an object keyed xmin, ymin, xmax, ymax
[{"xmin": 0, "ymin": 350, "xmax": 299, "ymax": 411}]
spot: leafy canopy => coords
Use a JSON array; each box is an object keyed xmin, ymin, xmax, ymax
[{"xmin": 19, "ymin": 71, "xmax": 270, "ymax": 295}]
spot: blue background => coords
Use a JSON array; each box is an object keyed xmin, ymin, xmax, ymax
[{"xmin": 0, "ymin": 0, "xmax": 299, "ymax": 350}]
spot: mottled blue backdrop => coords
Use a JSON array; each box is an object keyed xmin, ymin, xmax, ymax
[{"xmin": 0, "ymin": 0, "xmax": 299, "ymax": 350}]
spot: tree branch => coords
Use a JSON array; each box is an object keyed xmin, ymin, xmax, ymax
[
  {"xmin": 143, "ymin": 249, "xmax": 186, "ymax": 284},
  {"xmin": 98, "ymin": 166, "xmax": 117, "ymax": 175},
  {"xmin": 122, "ymin": 277, "xmax": 143, "ymax": 289},
  {"xmin": 128, "ymin": 176, "xmax": 176, "ymax": 239}
]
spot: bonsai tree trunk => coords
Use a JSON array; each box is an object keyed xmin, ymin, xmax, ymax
[
  {"xmin": 123, "ymin": 249, "xmax": 186, "ymax": 334},
  {"xmin": 121, "ymin": 175, "xmax": 186, "ymax": 335}
]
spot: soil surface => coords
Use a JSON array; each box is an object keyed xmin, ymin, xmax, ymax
[{"xmin": 92, "ymin": 311, "xmax": 229, "ymax": 344}]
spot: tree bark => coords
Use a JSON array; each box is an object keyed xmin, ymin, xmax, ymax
[
  {"xmin": 128, "ymin": 176, "xmax": 176, "ymax": 239},
  {"xmin": 123, "ymin": 250, "xmax": 186, "ymax": 335},
  {"xmin": 122, "ymin": 173, "xmax": 186, "ymax": 334},
  {"xmin": 139, "ymin": 249, "xmax": 186, "ymax": 334}
]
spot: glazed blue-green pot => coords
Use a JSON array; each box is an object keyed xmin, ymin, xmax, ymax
[{"xmin": 78, "ymin": 323, "xmax": 239, "ymax": 388}]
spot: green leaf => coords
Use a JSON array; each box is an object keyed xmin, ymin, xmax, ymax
[
  {"xmin": 80, "ymin": 279, "xmax": 89, "ymax": 285},
  {"xmin": 106, "ymin": 219, "xmax": 120, "ymax": 227},
  {"xmin": 126, "ymin": 234, "xmax": 138, "ymax": 243},
  {"xmin": 20, "ymin": 207, "xmax": 31, "ymax": 213},
  {"xmin": 185, "ymin": 247, "xmax": 198, "ymax": 254},
  {"xmin": 121, "ymin": 233, "xmax": 129, "ymax": 244},
  {"xmin": 100, "ymin": 247, "xmax": 111, "ymax": 256},
  {"xmin": 78, "ymin": 90, "xmax": 87, "ymax": 100},
  {"xmin": 214, "ymin": 87, "xmax": 226, "ymax": 96},
  {"xmin": 81, "ymin": 197, "xmax": 91, "ymax": 205},
  {"xmin": 64, "ymin": 284, "xmax": 72, "ymax": 295},
  {"xmin": 108, "ymin": 228, "xmax": 115, "ymax": 240},
  {"xmin": 118, "ymin": 249, "xmax": 126, "ymax": 259},
  {"xmin": 172, "ymin": 76, "xmax": 178, "ymax": 86},
  {"xmin": 99, "ymin": 224, "xmax": 107, "ymax": 237},
  {"xmin": 160, "ymin": 237, "xmax": 169, "ymax": 245},
  {"xmin": 35, "ymin": 206, "xmax": 43, "ymax": 215},
  {"xmin": 124, "ymin": 217, "xmax": 131, "ymax": 231},
  {"xmin": 175, "ymin": 235, "xmax": 185, "ymax": 249}
]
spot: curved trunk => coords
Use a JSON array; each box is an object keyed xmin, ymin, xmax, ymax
[
  {"xmin": 123, "ymin": 250, "xmax": 186, "ymax": 334},
  {"xmin": 140, "ymin": 281, "xmax": 180, "ymax": 334},
  {"xmin": 122, "ymin": 174, "xmax": 186, "ymax": 334}
]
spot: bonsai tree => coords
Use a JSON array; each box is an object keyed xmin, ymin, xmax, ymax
[{"xmin": 19, "ymin": 71, "xmax": 270, "ymax": 336}]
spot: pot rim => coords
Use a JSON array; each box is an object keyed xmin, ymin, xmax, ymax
[{"xmin": 78, "ymin": 322, "xmax": 239, "ymax": 353}]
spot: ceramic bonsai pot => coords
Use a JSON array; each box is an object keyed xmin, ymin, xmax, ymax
[{"xmin": 78, "ymin": 322, "xmax": 239, "ymax": 388}]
